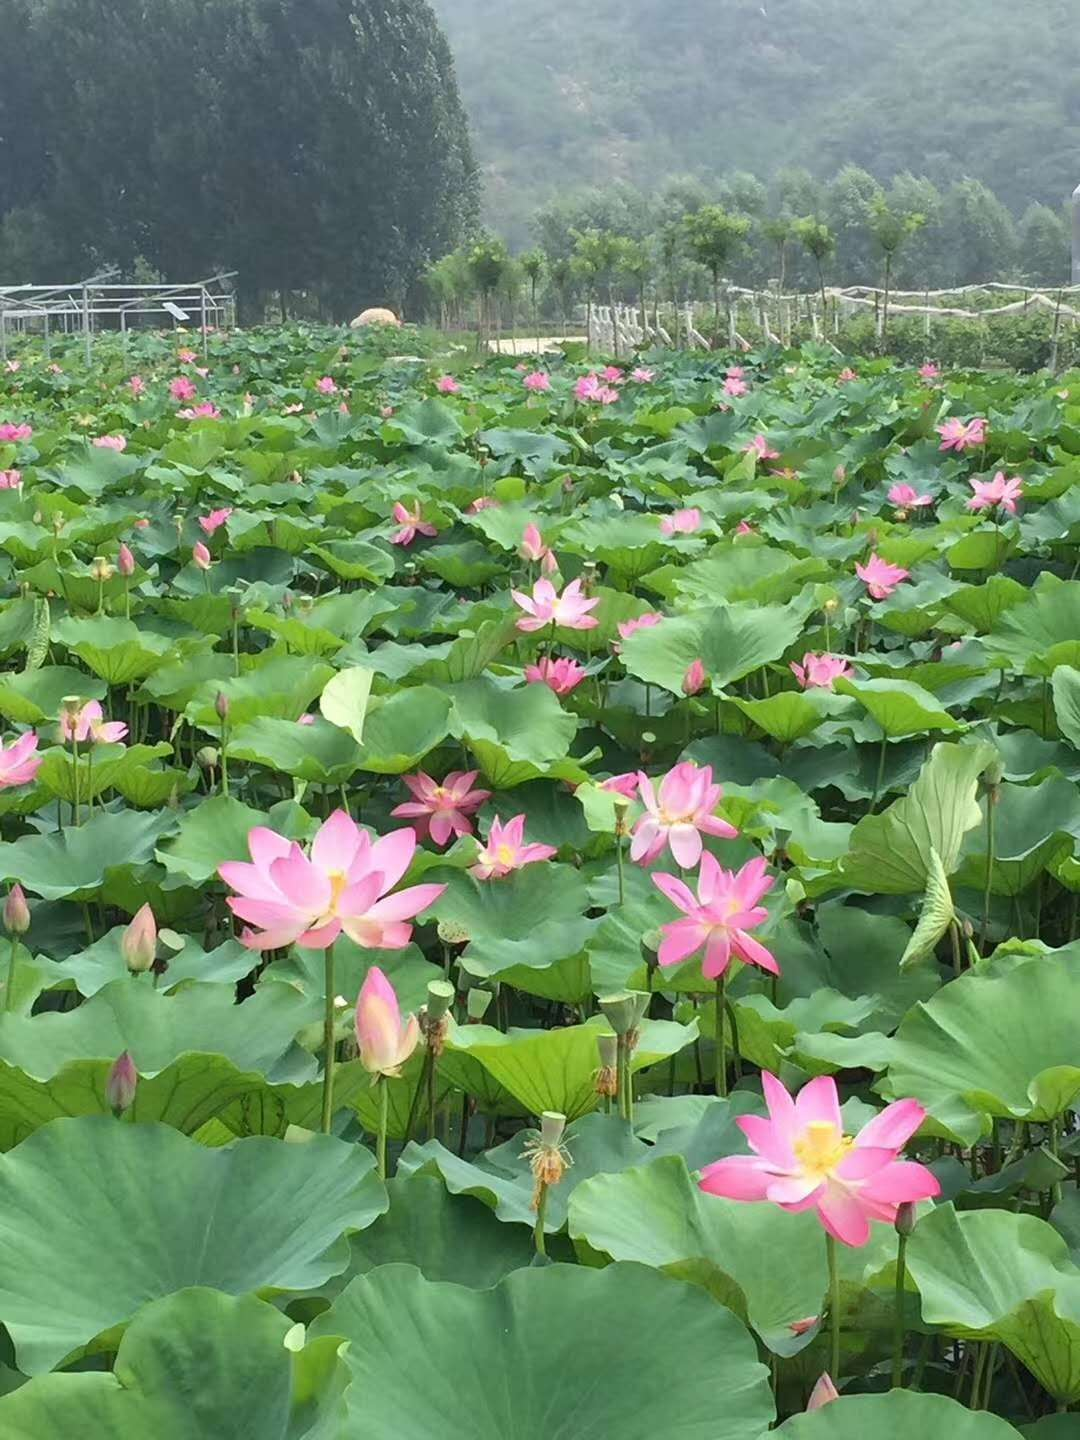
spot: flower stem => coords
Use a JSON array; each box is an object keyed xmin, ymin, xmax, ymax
[
  {"xmin": 891, "ymin": 1231, "xmax": 908, "ymax": 1388},
  {"xmin": 376, "ymin": 1075, "xmax": 389, "ymax": 1181},
  {"xmin": 4, "ymin": 934, "xmax": 17, "ymax": 1012},
  {"xmin": 715, "ymin": 973, "xmax": 728, "ymax": 1098},
  {"xmin": 827, "ymin": 1233, "xmax": 841, "ymax": 1382},
  {"xmin": 869, "ymin": 733, "xmax": 887, "ymax": 814},
  {"xmin": 71, "ymin": 738, "xmax": 80, "ymax": 826},
  {"xmin": 319, "ymin": 942, "xmax": 336, "ymax": 1134},
  {"xmin": 615, "ymin": 829, "xmax": 625, "ymax": 906},
  {"xmin": 220, "ymin": 716, "xmax": 230, "ymax": 796},
  {"xmin": 534, "ymin": 1181, "xmax": 549, "ymax": 1256}
]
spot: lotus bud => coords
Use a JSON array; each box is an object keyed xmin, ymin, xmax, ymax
[
  {"xmin": 895, "ymin": 1200, "xmax": 917, "ymax": 1237},
  {"xmin": 823, "ymin": 598, "xmax": 840, "ymax": 615},
  {"xmin": 214, "ymin": 691, "xmax": 230, "ymax": 721},
  {"xmin": 192, "ymin": 541, "xmax": 212, "ymax": 570},
  {"xmin": 465, "ymin": 988, "xmax": 493, "ymax": 1023},
  {"xmin": 52, "ymin": 513, "xmax": 65, "ymax": 535},
  {"xmin": 117, "ymin": 543, "xmax": 135, "ymax": 577},
  {"xmin": 595, "ymin": 1033, "xmax": 618, "ymax": 1098},
  {"xmin": 3, "ymin": 883, "xmax": 29, "ymax": 936},
  {"xmin": 682, "ymin": 658, "xmax": 707, "ymax": 696},
  {"xmin": 106, "ymin": 1051, "xmax": 138, "ymax": 1115},
  {"xmin": 807, "ymin": 1374, "xmax": 839, "ymax": 1411},
  {"xmin": 121, "ymin": 903, "xmax": 157, "ymax": 974}
]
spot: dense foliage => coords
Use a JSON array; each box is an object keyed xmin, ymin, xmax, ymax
[
  {"xmin": 0, "ymin": 325, "xmax": 1080, "ymax": 1433},
  {"xmin": 0, "ymin": 0, "xmax": 478, "ymax": 316}
]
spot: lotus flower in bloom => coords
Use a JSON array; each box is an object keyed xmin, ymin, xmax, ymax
[
  {"xmin": 790, "ymin": 653, "xmax": 853, "ymax": 691},
  {"xmin": 967, "ymin": 472, "xmax": 1023, "ymax": 515},
  {"xmin": 436, "ymin": 375, "xmax": 461, "ymax": 394},
  {"xmin": 724, "ymin": 376, "xmax": 748, "ymax": 397},
  {"xmin": 0, "ymin": 732, "xmax": 40, "ymax": 788},
  {"xmin": 855, "ymin": 553, "xmax": 909, "ymax": 600},
  {"xmin": 837, "ymin": 367, "xmax": 858, "ymax": 383},
  {"xmin": 391, "ymin": 770, "xmax": 492, "ymax": 846},
  {"xmin": 192, "ymin": 541, "xmax": 213, "ymax": 570},
  {"xmin": 734, "ymin": 520, "xmax": 756, "ymax": 537},
  {"xmin": 698, "ymin": 1072, "xmax": 940, "ymax": 1247},
  {"xmin": 631, "ymin": 367, "xmax": 656, "ymax": 383},
  {"xmin": 523, "ymin": 371, "xmax": 552, "ymax": 393},
  {"xmin": 169, "ymin": 377, "xmax": 197, "ymax": 402},
  {"xmin": 355, "ymin": 966, "xmax": 420, "ymax": 1077},
  {"xmin": 660, "ymin": 508, "xmax": 702, "ymax": 537},
  {"xmin": 315, "ymin": 376, "xmax": 338, "ymax": 394},
  {"xmin": 919, "ymin": 363, "xmax": 941, "ymax": 381},
  {"xmin": 219, "ymin": 811, "xmax": 446, "ymax": 951},
  {"xmin": 631, "ymin": 762, "xmax": 737, "ymax": 868},
  {"xmin": 470, "ymin": 814, "xmax": 556, "ymax": 880},
  {"xmin": 601, "ymin": 365, "xmax": 624, "ymax": 383},
  {"xmin": 177, "ymin": 402, "xmax": 220, "ymax": 420},
  {"xmin": 682, "ymin": 659, "xmax": 708, "ymax": 695},
  {"xmin": 600, "ymin": 771, "xmax": 640, "ymax": 799},
  {"xmin": 616, "ymin": 612, "xmax": 663, "ymax": 643},
  {"xmin": 525, "ymin": 656, "xmax": 587, "ymax": 696},
  {"xmin": 0, "ymin": 423, "xmax": 31, "ymax": 442},
  {"xmin": 0, "ymin": 470, "xmax": 21, "ymax": 489},
  {"xmin": 391, "ymin": 501, "xmax": 438, "ymax": 547},
  {"xmin": 178, "ymin": 348, "xmax": 198, "ymax": 364},
  {"xmin": 574, "ymin": 374, "xmax": 620, "ymax": 405},
  {"xmin": 936, "ymin": 416, "xmax": 987, "ymax": 452},
  {"xmin": 60, "ymin": 700, "xmax": 128, "ymax": 745},
  {"xmin": 199, "ymin": 507, "xmax": 233, "ymax": 536},
  {"xmin": 653, "ymin": 853, "xmax": 776, "ymax": 977},
  {"xmin": 128, "ymin": 375, "xmax": 145, "ymax": 396},
  {"xmin": 727, "ymin": 365, "xmax": 745, "ymax": 380},
  {"xmin": 744, "ymin": 434, "xmax": 779, "ymax": 461},
  {"xmin": 807, "ymin": 1375, "xmax": 839, "ymax": 1411},
  {"xmin": 887, "ymin": 482, "xmax": 933, "ymax": 510},
  {"xmin": 93, "ymin": 434, "xmax": 127, "ymax": 452},
  {"xmin": 467, "ymin": 495, "xmax": 499, "ymax": 513},
  {"xmin": 512, "ymin": 576, "xmax": 599, "ymax": 632}
]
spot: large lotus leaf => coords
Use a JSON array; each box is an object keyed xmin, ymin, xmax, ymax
[
  {"xmin": 567, "ymin": 1153, "xmax": 827, "ymax": 1354},
  {"xmin": 227, "ymin": 715, "xmax": 363, "ymax": 782},
  {"xmin": 51, "ymin": 615, "xmax": 178, "ymax": 683},
  {"xmin": 775, "ymin": 1392, "xmax": 1021, "ymax": 1439},
  {"xmin": 58, "ymin": 927, "xmax": 250, "ymax": 997},
  {"xmin": 986, "ymin": 574, "xmax": 1080, "ymax": 676},
  {"xmin": 882, "ymin": 950, "xmax": 1080, "ymax": 1141},
  {"xmin": 0, "ymin": 665, "xmax": 107, "ymax": 723},
  {"xmin": 156, "ymin": 794, "xmax": 268, "ymax": 884},
  {"xmin": 307, "ymin": 539, "xmax": 395, "ymax": 582},
  {"xmin": 318, "ymin": 664, "xmax": 373, "ymax": 742},
  {"xmin": 383, "ymin": 396, "xmax": 463, "ymax": 446},
  {"xmin": 35, "ymin": 741, "xmax": 173, "ymax": 805},
  {"xmin": 1052, "ymin": 665, "xmax": 1080, "ymax": 750},
  {"xmin": 673, "ymin": 544, "xmax": 832, "ymax": 606},
  {"xmin": 0, "ymin": 807, "xmax": 177, "ymax": 900},
  {"xmin": 354, "ymin": 686, "xmax": 452, "ymax": 772},
  {"xmin": 0, "ymin": 1288, "xmax": 348, "ymax": 1440},
  {"xmin": 448, "ymin": 677, "xmax": 579, "ymax": 786},
  {"xmin": 953, "ymin": 776, "xmax": 1080, "ymax": 897},
  {"xmin": 444, "ymin": 1017, "xmax": 696, "ymax": 1122},
  {"xmin": 733, "ymin": 689, "xmax": 852, "ymax": 743},
  {"xmin": 430, "ymin": 864, "xmax": 593, "ymax": 976},
  {"xmin": 621, "ymin": 600, "xmax": 809, "ymax": 695},
  {"xmin": 0, "ymin": 1116, "xmax": 386, "ymax": 1373},
  {"xmin": 907, "ymin": 1203, "xmax": 1080, "ymax": 1403},
  {"xmin": 841, "ymin": 739, "xmax": 996, "ymax": 894},
  {"xmin": 185, "ymin": 655, "xmax": 335, "ymax": 728},
  {"xmin": 834, "ymin": 677, "xmax": 963, "ymax": 738},
  {"xmin": 311, "ymin": 1261, "xmax": 774, "ymax": 1440}
]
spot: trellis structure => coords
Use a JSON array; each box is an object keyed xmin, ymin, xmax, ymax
[{"xmin": 0, "ymin": 271, "xmax": 237, "ymax": 364}]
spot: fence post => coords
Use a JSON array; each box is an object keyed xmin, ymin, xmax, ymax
[{"xmin": 82, "ymin": 285, "xmax": 92, "ymax": 367}]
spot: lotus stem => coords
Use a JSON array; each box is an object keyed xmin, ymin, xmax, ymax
[
  {"xmin": 891, "ymin": 1231, "xmax": 908, "ymax": 1388},
  {"xmin": 869, "ymin": 733, "xmax": 887, "ymax": 814},
  {"xmin": 71, "ymin": 737, "xmax": 80, "ymax": 826},
  {"xmin": 533, "ymin": 1180, "xmax": 549, "ymax": 1256},
  {"xmin": 827, "ymin": 1233, "xmax": 841, "ymax": 1382},
  {"xmin": 715, "ymin": 973, "xmax": 728, "ymax": 1098},
  {"xmin": 4, "ymin": 935, "xmax": 16, "ymax": 1013},
  {"xmin": 981, "ymin": 796, "xmax": 995, "ymax": 952},
  {"xmin": 376, "ymin": 1074, "xmax": 389, "ymax": 1181},
  {"xmin": 319, "ymin": 942, "xmax": 336, "ymax": 1134}
]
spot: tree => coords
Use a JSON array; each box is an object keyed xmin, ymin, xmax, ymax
[
  {"xmin": 571, "ymin": 227, "xmax": 625, "ymax": 353},
  {"xmin": 1018, "ymin": 204, "xmax": 1069, "ymax": 288},
  {"xmin": 940, "ymin": 179, "xmax": 1018, "ymax": 286},
  {"xmin": 761, "ymin": 215, "xmax": 795, "ymax": 292},
  {"xmin": 866, "ymin": 197, "xmax": 926, "ymax": 344},
  {"xmin": 519, "ymin": 248, "xmax": 545, "ymax": 353},
  {"xmin": 794, "ymin": 217, "xmax": 836, "ymax": 318},
  {"xmin": 467, "ymin": 234, "xmax": 511, "ymax": 351},
  {"xmin": 618, "ymin": 238, "xmax": 653, "ymax": 343},
  {"xmin": 682, "ymin": 205, "xmax": 751, "ymax": 334},
  {"xmin": 827, "ymin": 165, "xmax": 883, "ymax": 284}
]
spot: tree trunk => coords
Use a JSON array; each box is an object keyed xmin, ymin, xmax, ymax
[
  {"xmin": 881, "ymin": 253, "xmax": 892, "ymax": 350},
  {"xmin": 778, "ymin": 244, "xmax": 787, "ymax": 294},
  {"xmin": 713, "ymin": 271, "xmax": 721, "ymax": 340},
  {"xmin": 532, "ymin": 279, "xmax": 540, "ymax": 356}
]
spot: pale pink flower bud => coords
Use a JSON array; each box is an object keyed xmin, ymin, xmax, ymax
[
  {"xmin": 682, "ymin": 659, "xmax": 707, "ymax": 695},
  {"xmin": 117, "ymin": 543, "xmax": 135, "ymax": 577},
  {"xmin": 807, "ymin": 1374, "xmax": 839, "ymax": 1411},
  {"xmin": 192, "ymin": 541, "xmax": 212, "ymax": 570},
  {"xmin": 106, "ymin": 1051, "xmax": 138, "ymax": 1114},
  {"xmin": 122, "ymin": 903, "xmax": 157, "ymax": 973},
  {"xmin": 3, "ymin": 883, "xmax": 29, "ymax": 936}
]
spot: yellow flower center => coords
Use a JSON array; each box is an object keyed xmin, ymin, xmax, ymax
[
  {"xmin": 496, "ymin": 843, "xmax": 516, "ymax": 866},
  {"xmin": 327, "ymin": 870, "xmax": 349, "ymax": 913},
  {"xmin": 793, "ymin": 1121, "xmax": 854, "ymax": 1182}
]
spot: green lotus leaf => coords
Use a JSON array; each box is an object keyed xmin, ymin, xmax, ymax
[
  {"xmin": 156, "ymin": 793, "xmax": 268, "ymax": 884},
  {"xmin": 953, "ymin": 776, "xmax": 1080, "ymax": 897},
  {"xmin": 311, "ymin": 1261, "xmax": 774, "ymax": 1440},
  {"xmin": 986, "ymin": 574, "xmax": 1080, "ymax": 676},
  {"xmin": 58, "ymin": 927, "xmax": 250, "ymax": 997},
  {"xmin": 52, "ymin": 616, "xmax": 178, "ymax": 683},
  {"xmin": 734, "ymin": 689, "xmax": 852, "ymax": 744},
  {"xmin": 430, "ymin": 864, "xmax": 593, "ymax": 977},
  {"xmin": 227, "ymin": 715, "xmax": 362, "ymax": 782},
  {"xmin": 675, "ymin": 543, "xmax": 832, "ymax": 606},
  {"xmin": 0, "ymin": 1115, "xmax": 386, "ymax": 1373},
  {"xmin": 0, "ymin": 1287, "xmax": 349, "ymax": 1440},
  {"xmin": 0, "ymin": 807, "xmax": 177, "ymax": 900},
  {"xmin": 775, "ymin": 1391, "xmax": 1021, "ymax": 1439},
  {"xmin": 621, "ymin": 599, "xmax": 810, "ymax": 695},
  {"xmin": 35, "ymin": 741, "xmax": 173, "ymax": 805},
  {"xmin": 1052, "ymin": 664, "xmax": 1080, "ymax": 750},
  {"xmin": 383, "ymin": 396, "xmax": 463, "ymax": 446},
  {"xmin": 448, "ymin": 676, "xmax": 578, "ymax": 786},
  {"xmin": 355, "ymin": 686, "xmax": 452, "ymax": 771},
  {"xmin": 318, "ymin": 664, "xmax": 373, "ymax": 743},
  {"xmin": 186, "ymin": 655, "xmax": 335, "ymax": 728},
  {"xmin": 308, "ymin": 539, "xmax": 396, "ymax": 582},
  {"xmin": 0, "ymin": 665, "xmax": 107, "ymax": 724},
  {"xmin": 899, "ymin": 847, "xmax": 955, "ymax": 969},
  {"xmin": 834, "ymin": 676, "xmax": 964, "ymax": 738}
]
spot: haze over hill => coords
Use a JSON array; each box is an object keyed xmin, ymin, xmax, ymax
[{"xmin": 429, "ymin": 0, "xmax": 1080, "ymax": 246}]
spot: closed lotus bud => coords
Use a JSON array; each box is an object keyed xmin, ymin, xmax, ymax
[
  {"xmin": 807, "ymin": 1374, "xmax": 839, "ymax": 1411},
  {"xmin": 682, "ymin": 658, "xmax": 707, "ymax": 696},
  {"xmin": 122, "ymin": 903, "xmax": 157, "ymax": 973},
  {"xmin": 106, "ymin": 1051, "xmax": 138, "ymax": 1115},
  {"xmin": 3, "ymin": 883, "xmax": 29, "ymax": 936},
  {"xmin": 192, "ymin": 541, "xmax": 212, "ymax": 570},
  {"xmin": 214, "ymin": 691, "xmax": 230, "ymax": 721},
  {"xmin": 895, "ymin": 1201, "xmax": 917, "ymax": 1237},
  {"xmin": 465, "ymin": 988, "xmax": 492, "ymax": 1022}
]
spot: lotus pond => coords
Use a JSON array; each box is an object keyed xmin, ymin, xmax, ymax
[{"xmin": 0, "ymin": 328, "xmax": 1078, "ymax": 1436}]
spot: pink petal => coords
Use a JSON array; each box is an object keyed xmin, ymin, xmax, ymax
[
  {"xmin": 795, "ymin": 1075, "xmax": 843, "ymax": 1132},
  {"xmin": 855, "ymin": 1098, "xmax": 926, "ymax": 1152},
  {"xmin": 657, "ymin": 918, "xmax": 707, "ymax": 968},
  {"xmin": 358, "ymin": 882, "xmax": 446, "ymax": 923},
  {"xmin": 733, "ymin": 930, "xmax": 779, "ymax": 975},
  {"xmin": 366, "ymin": 828, "xmax": 416, "ymax": 891},
  {"xmin": 859, "ymin": 1160, "xmax": 941, "ymax": 1206},
  {"xmin": 699, "ymin": 1157, "xmax": 773, "ymax": 1201},
  {"xmin": 814, "ymin": 1184, "xmax": 872, "ymax": 1247},
  {"xmin": 668, "ymin": 823, "xmax": 704, "ymax": 869}
]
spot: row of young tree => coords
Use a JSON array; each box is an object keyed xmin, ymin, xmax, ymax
[{"xmin": 423, "ymin": 165, "xmax": 1074, "ymax": 334}]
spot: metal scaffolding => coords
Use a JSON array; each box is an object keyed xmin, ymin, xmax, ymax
[{"xmin": 0, "ymin": 271, "xmax": 238, "ymax": 363}]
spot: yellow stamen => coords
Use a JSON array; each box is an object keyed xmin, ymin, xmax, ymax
[
  {"xmin": 496, "ymin": 843, "xmax": 516, "ymax": 866},
  {"xmin": 327, "ymin": 870, "xmax": 349, "ymax": 913},
  {"xmin": 793, "ymin": 1121, "xmax": 854, "ymax": 1181}
]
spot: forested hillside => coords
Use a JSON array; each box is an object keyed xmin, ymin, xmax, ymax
[{"xmin": 430, "ymin": 0, "xmax": 1080, "ymax": 244}]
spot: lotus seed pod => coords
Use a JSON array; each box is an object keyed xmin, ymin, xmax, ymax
[{"xmin": 465, "ymin": 988, "xmax": 493, "ymax": 1022}]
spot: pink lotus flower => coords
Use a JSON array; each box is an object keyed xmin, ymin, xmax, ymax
[
  {"xmin": 0, "ymin": 423, "xmax": 31, "ymax": 443},
  {"xmin": 0, "ymin": 470, "xmax": 21, "ymax": 489},
  {"xmin": 60, "ymin": 700, "xmax": 128, "ymax": 745},
  {"xmin": 790, "ymin": 653, "xmax": 853, "ymax": 690},
  {"xmin": 128, "ymin": 375, "xmax": 145, "ymax": 397},
  {"xmin": 0, "ymin": 732, "xmax": 40, "ymax": 788},
  {"xmin": 919, "ymin": 363, "xmax": 941, "ymax": 381},
  {"xmin": 391, "ymin": 770, "xmax": 492, "ymax": 846},
  {"xmin": 93, "ymin": 434, "xmax": 127, "ymax": 451},
  {"xmin": 936, "ymin": 416, "xmax": 987, "ymax": 452},
  {"xmin": 391, "ymin": 501, "xmax": 438, "ymax": 547},
  {"xmin": 724, "ymin": 376, "xmax": 748, "ymax": 397},
  {"xmin": 856, "ymin": 552, "xmax": 909, "ymax": 600},
  {"xmin": 807, "ymin": 1375, "xmax": 839, "ymax": 1411},
  {"xmin": 600, "ymin": 772, "xmax": 640, "ymax": 799},
  {"xmin": 653, "ymin": 853, "xmax": 776, "ymax": 977},
  {"xmin": 631, "ymin": 762, "xmax": 737, "ymax": 868},
  {"xmin": 512, "ymin": 577, "xmax": 599, "ymax": 632},
  {"xmin": 47, "ymin": 363, "xmax": 62, "ymax": 375},
  {"xmin": 315, "ymin": 376, "xmax": 338, "ymax": 394},
  {"xmin": 734, "ymin": 520, "xmax": 755, "ymax": 537},
  {"xmin": 177, "ymin": 402, "xmax": 220, "ymax": 420},
  {"xmin": 169, "ymin": 377, "xmax": 197, "ymax": 402},
  {"xmin": 178, "ymin": 348, "xmax": 197, "ymax": 364},
  {"xmin": 837, "ymin": 368, "xmax": 858, "ymax": 384},
  {"xmin": 660, "ymin": 508, "xmax": 702, "ymax": 537},
  {"xmin": 282, "ymin": 402, "xmax": 305, "ymax": 415},
  {"xmin": 470, "ymin": 814, "xmax": 556, "ymax": 880},
  {"xmin": 199, "ymin": 507, "xmax": 233, "ymax": 536},
  {"xmin": 631, "ymin": 367, "xmax": 656, "ymax": 383},
  {"xmin": 525, "ymin": 656, "xmax": 587, "ymax": 696},
  {"xmin": 380, "ymin": 405, "xmax": 395, "ymax": 418},
  {"xmin": 122, "ymin": 903, "xmax": 157, "ymax": 972},
  {"xmin": 597, "ymin": 386, "xmax": 620, "ymax": 405},
  {"xmin": 682, "ymin": 659, "xmax": 708, "ymax": 695},
  {"xmin": 574, "ymin": 374, "xmax": 619, "ymax": 405},
  {"xmin": 467, "ymin": 495, "xmax": 499, "ymax": 513},
  {"xmin": 133, "ymin": 518, "xmax": 150, "ymax": 529},
  {"xmin": 355, "ymin": 966, "xmax": 420, "ymax": 1077},
  {"xmin": 967, "ymin": 472, "xmax": 1023, "ymax": 515},
  {"xmin": 436, "ymin": 375, "xmax": 461, "ymax": 394},
  {"xmin": 523, "ymin": 371, "xmax": 552, "ymax": 393},
  {"xmin": 520, "ymin": 523, "xmax": 550, "ymax": 563},
  {"xmin": 601, "ymin": 365, "xmax": 624, "ymax": 383},
  {"xmin": 617, "ymin": 612, "xmax": 663, "ymax": 642},
  {"xmin": 744, "ymin": 434, "xmax": 779, "ymax": 461},
  {"xmin": 219, "ymin": 811, "xmax": 446, "ymax": 951},
  {"xmin": 4, "ymin": 360, "xmax": 19, "ymax": 374},
  {"xmin": 887, "ymin": 483, "xmax": 933, "ymax": 510},
  {"xmin": 117, "ymin": 543, "xmax": 135, "ymax": 577},
  {"xmin": 727, "ymin": 366, "xmax": 746, "ymax": 380},
  {"xmin": 106, "ymin": 1051, "xmax": 138, "ymax": 1112},
  {"xmin": 698, "ymin": 1072, "xmax": 940, "ymax": 1247},
  {"xmin": 192, "ymin": 542, "xmax": 212, "ymax": 570}
]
